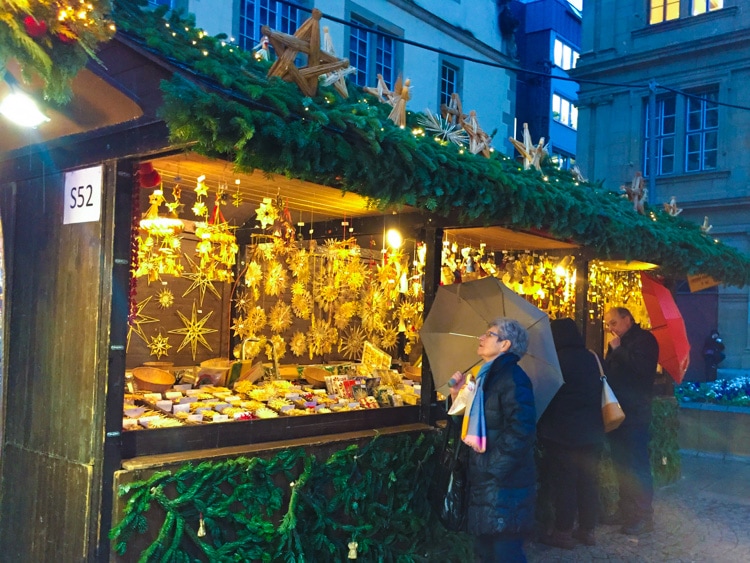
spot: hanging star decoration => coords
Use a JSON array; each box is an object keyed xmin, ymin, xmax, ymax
[
  {"xmin": 663, "ymin": 196, "xmax": 683, "ymax": 217},
  {"xmin": 509, "ymin": 122, "xmax": 548, "ymax": 170},
  {"xmin": 620, "ymin": 171, "xmax": 648, "ymax": 215},
  {"xmin": 164, "ymin": 185, "xmax": 184, "ymax": 216},
  {"xmin": 255, "ymin": 197, "xmax": 279, "ymax": 228},
  {"xmin": 417, "ymin": 108, "xmax": 469, "ymax": 146},
  {"xmin": 701, "ymin": 216, "xmax": 713, "ymax": 234},
  {"xmin": 182, "ymin": 255, "xmax": 222, "ymax": 305},
  {"xmin": 263, "ymin": 8, "xmax": 350, "ymax": 98},
  {"xmin": 192, "ymin": 174, "xmax": 208, "ymax": 217},
  {"xmin": 233, "ymin": 289, "xmax": 253, "ymax": 315},
  {"xmin": 157, "ymin": 288, "xmax": 175, "ymax": 309},
  {"xmin": 232, "ymin": 179, "xmax": 242, "ymax": 207},
  {"xmin": 320, "ymin": 26, "xmax": 357, "ymax": 98},
  {"xmin": 127, "ymin": 296, "xmax": 159, "ymax": 351},
  {"xmin": 169, "ymin": 301, "xmax": 218, "ymax": 361},
  {"xmin": 441, "ymin": 92, "xmax": 467, "ymax": 125},
  {"xmin": 463, "ymin": 110, "xmax": 493, "ymax": 158},
  {"xmin": 147, "ymin": 332, "xmax": 172, "ymax": 359},
  {"xmin": 363, "ymin": 73, "xmax": 393, "ymax": 104}
]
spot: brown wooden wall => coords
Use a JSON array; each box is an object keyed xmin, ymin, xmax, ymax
[{"xmin": 0, "ymin": 161, "xmax": 118, "ymax": 560}]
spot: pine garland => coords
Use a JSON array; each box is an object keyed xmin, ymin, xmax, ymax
[
  {"xmin": 0, "ymin": 0, "xmax": 115, "ymax": 103},
  {"xmin": 111, "ymin": 433, "xmax": 474, "ymax": 562},
  {"xmin": 109, "ymin": 1, "xmax": 750, "ymax": 286}
]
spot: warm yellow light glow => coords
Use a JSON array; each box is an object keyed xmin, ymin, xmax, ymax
[
  {"xmin": 0, "ymin": 91, "xmax": 50, "ymax": 127},
  {"xmin": 386, "ymin": 228, "xmax": 403, "ymax": 249}
]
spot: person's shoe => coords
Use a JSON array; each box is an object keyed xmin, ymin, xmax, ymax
[
  {"xmin": 620, "ymin": 518, "xmax": 654, "ymax": 535},
  {"xmin": 573, "ymin": 527, "xmax": 596, "ymax": 546},
  {"xmin": 600, "ymin": 509, "xmax": 628, "ymax": 525},
  {"xmin": 539, "ymin": 530, "xmax": 576, "ymax": 550}
]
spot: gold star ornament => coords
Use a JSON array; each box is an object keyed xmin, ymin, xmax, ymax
[{"xmin": 169, "ymin": 301, "xmax": 218, "ymax": 361}]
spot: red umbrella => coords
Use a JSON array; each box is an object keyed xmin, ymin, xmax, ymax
[{"xmin": 640, "ymin": 273, "xmax": 690, "ymax": 383}]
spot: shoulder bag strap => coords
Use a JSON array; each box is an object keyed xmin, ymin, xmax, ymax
[{"xmin": 589, "ymin": 349, "xmax": 605, "ymax": 380}]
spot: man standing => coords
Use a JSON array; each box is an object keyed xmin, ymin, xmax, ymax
[{"xmin": 602, "ymin": 307, "xmax": 659, "ymax": 535}]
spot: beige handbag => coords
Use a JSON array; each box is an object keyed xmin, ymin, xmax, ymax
[{"xmin": 590, "ymin": 351, "xmax": 626, "ymax": 432}]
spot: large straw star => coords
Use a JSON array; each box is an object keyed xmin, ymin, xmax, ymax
[
  {"xmin": 127, "ymin": 295, "xmax": 158, "ymax": 351},
  {"xmin": 182, "ymin": 256, "xmax": 222, "ymax": 305},
  {"xmin": 147, "ymin": 332, "xmax": 172, "ymax": 359},
  {"xmin": 263, "ymin": 8, "xmax": 350, "ymax": 97},
  {"xmin": 169, "ymin": 301, "xmax": 218, "ymax": 361}
]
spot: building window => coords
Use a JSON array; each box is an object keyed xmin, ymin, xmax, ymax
[
  {"xmin": 552, "ymin": 94, "xmax": 578, "ymax": 130},
  {"xmin": 553, "ymin": 38, "xmax": 579, "ymax": 71},
  {"xmin": 568, "ymin": 0, "xmax": 583, "ymax": 11},
  {"xmin": 439, "ymin": 61, "xmax": 460, "ymax": 108},
  {"xmin": 349, "ymin": 17, "xmax": 396, "ymax": 88},
  {"xmin": 649, "ymin": 0, "xmax": 680, "ymax": 24},
  {"xmin": 692, "ymin": 0, "xmax": 723, "ymax": 16},
  {"xmin": 238, "ymin": 0, "xmax": 302, "ymax": 51},
  {"xmin": 685, "ymin": 90, "xmax": 718, "ymax": 172},
  {"xmin": 551, "ymin": 151, "xmax": 576, "ymax": 170},
  {"xmin": 644, "ymin": 95, "xmax": 676, "ymax": 176}
]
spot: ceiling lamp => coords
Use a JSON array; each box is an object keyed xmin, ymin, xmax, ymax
[
  {"xmin": 0, "ymin": 74, "xmax": 49, "ymax": 128},
  {"xmin": 134, "ymin": 162, "xmax": 185, "ymax": 282}
]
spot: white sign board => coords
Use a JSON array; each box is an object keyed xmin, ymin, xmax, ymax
[{"xmin": 63, "ymin": 165, "xmax": 102, "ymax": 224}]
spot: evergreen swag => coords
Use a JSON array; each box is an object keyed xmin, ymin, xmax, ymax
[
  {"xmin": 110, "ymin": 0, "xmax": 750, "ymax": 286},
  {"xmin": 110, "ymin": 432, "xmax": 473, "ymax": 562}
]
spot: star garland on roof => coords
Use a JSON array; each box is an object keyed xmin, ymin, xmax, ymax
[
  {"xmin": 263, "ymin": 8, "xmax": 350, "ymax": 97},
  {"xmin": 169, "ymin": 301, "xmax": 218, "ymax": 361}
]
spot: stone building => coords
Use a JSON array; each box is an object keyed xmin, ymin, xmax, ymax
[{"xmin": 572, "ymin": 0, "xmax": 750, "ymax": 377}]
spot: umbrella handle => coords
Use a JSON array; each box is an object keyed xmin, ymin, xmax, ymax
[{"xmin": 448, "ymin": 359, "xmax": 482, "ymax": 387}]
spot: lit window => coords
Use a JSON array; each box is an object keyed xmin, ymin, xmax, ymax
[
  {"xmin": 685, "ymin": 91, "xmax": 718, "ymax": 172},
  {"xmin": 238, "ymin": 0, "xmax": 301, "ymax": 51},
  {"xmin": 439, "ymin": 61, "xmax": 460, "ymax": 107},
  {"xmin": 568, "ymin": 0, "xmax": 583, "ymax": 11},
  {"xmin": 551, "ymin": 152, "xmax": 576, "ymax": 170},
  {"xmin": 692, "ymin": 0, "xmax": 723, "ymax": 15},
  {"xmin": 650, "ymin": 0, "xmax": 681, "ymax": 25},
  {"xmin": 349, "ymin": 16, "xmax": 397, "ymax": 88},
  {"xmin": 552, "ymin": 94, "xmax": 577, "ymax": 130},
  {"xmin": 644, "ymin": 95, "xmax": 676, "ymax": 176},
  {"xmin": 554, "ymin": 38, "xmax": 579, "ymax": 71}
]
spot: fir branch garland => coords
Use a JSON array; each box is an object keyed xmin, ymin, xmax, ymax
[{"xmin": 111, "ymin": 0, "xmax": 750, "ymax": 286}]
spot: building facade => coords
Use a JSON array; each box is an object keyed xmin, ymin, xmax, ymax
[
  {"xmin": 573, "ymin": 0, "xmax": 750, "ymax": 375},
  {"xmin": 511, "ymin": 0, "xmax": 582, "ymax": 170},
  {"xmin": 183, "ymin": 0, "xmax": 519, "ymax": 154}
]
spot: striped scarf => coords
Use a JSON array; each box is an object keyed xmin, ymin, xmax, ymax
[{"xmin": 462, "ymin": 360, "xmax": 492, "ymax": 453}]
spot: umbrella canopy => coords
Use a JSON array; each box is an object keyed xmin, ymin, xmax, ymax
[
  {"xmin": 640, "ymin": 273, "xmax": 690, "ymax": 383},
  {"xmin": 420, "ymin": 277, "xmax": 563, "ymax": 420}
]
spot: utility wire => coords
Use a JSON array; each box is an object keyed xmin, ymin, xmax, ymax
[{"xmin": 268, "ymin": 0, "xmax": 750, "ymax": 112}]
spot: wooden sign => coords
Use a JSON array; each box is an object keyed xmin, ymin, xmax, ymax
[{"xmin": 687, "ymin": 273, "xmax": 720, "ymax": 292}]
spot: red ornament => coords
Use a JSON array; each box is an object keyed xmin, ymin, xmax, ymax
[
  {"xmin": 57, "ymin": 30, "xmax": 76, "ymax": 44},
  {"xmin": 23, "ymin": 16, "xmax": 48, "ymax": 38}
]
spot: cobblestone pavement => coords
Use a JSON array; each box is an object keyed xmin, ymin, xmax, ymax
[{"xmin": 525, "ymin": 453, "xmax": 750, "ymax": 562}]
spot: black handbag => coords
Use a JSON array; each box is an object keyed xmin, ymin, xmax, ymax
[{"xmin": 429, "ymin": 414, "xmax": 468, "ymax": 532}]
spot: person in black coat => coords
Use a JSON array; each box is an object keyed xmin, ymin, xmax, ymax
[
  {"xmin": 537, "ymin": 318, "xmax": 605, "ymax": 549},
  {"xmin": 602, "ymin": 307, "xmax": 659, "ymax": 536},
  {"xmin": 702, "ymin": 329, "xmax": 725, "ymax": 381},
  {"xmin": 448, "ymin": 317, "xmax": 537, "ymax": 563}
]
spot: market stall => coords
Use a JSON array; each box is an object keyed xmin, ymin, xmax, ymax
[{"xmin": 2, "ymin": 3, "xmax": 750, "ymax": 561}]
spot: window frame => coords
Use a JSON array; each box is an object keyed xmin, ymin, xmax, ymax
[
  {"xmin": 346, "ymin": 10, "xmax": 402, "ymax": 89},
  {"xmin": 238, "ymin": 0, "xmax": 307, "ymax": 52},
  {"xmin": 552, "ymin": 93, "xmax": 578, "ymax": 130},
  {"xmin": 685, "ymin": 89, "xmax": 719, "ymax": 172},
  {"xmin": 553, "ymin": 38, "xmax": 579, "ymax": 71},
  {"xmin": 649, "ymin": 0, "xmax": 681, "ymax": 25},
  {"xmin": 692, "ymin": 0, "xmax": 724, "ymax": 16},
  {"xmin": 644, "ymin": 94, "xmax": 677, "ymax": 176},
  {"xmin": 438, "ymin": 57, "xmax": 463, "ymax": 109}
]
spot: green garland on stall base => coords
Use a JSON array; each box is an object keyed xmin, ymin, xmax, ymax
[
  {"xmin": 110, "ymin": 0, "xmax": 750, "ymax": 287},
  {"xmin": 110, "ymin": 433, "xmax": 474, "ymax": 562}
]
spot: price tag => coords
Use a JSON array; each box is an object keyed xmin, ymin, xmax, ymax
[{"xmin": 63, "ymin": 165, "xmax": 102, "ymax": 224}]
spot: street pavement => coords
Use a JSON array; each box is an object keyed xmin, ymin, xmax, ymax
[{"xmin": 526, "ymin": 452, "xmax": 750, "ymax": 562}]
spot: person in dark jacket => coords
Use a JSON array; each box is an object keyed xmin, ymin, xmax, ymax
[
  {"xmin": 537, "ymin": 318, "xmax": 605, "ymax": 549},
  {"xmin": 702, "ymin": 329, "xmax": 725, "ymax": 381},
  {"xmin": 448, "ymin": 317, "xmax": 537, "ymax": 563},
  {"xmin": 602, "ymin": 307, "xmax": 659, "ymax": 536}
]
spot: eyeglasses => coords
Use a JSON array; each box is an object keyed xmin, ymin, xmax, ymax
[{"xmin": 479, "ymin": 330, "xmax": 502, "ymax": 340}]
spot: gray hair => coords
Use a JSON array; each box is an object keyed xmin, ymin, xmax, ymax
[{"xmin": 489, "ymin": 317, "xmax": 529, "ymax": 358}]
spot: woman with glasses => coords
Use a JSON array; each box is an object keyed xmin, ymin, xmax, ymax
[{"xmin": 449, "ymin": 317, "xmax": 537, "ymax": 563}]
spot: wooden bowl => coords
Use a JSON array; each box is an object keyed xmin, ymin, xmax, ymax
[
  {"xmin": 403, "ymin": 365, "xmax": 422, "ymax": 383},
  {"xmin": 302, "ymin": 366, "xmax": 329, "ymax": 388},
  {"xmin": 143, "ymin": 361, "xmax": 174, "ymax": 368},
  {"xmin": 132, "ymin": 367, "xmax": 175, "ymax": 393}
]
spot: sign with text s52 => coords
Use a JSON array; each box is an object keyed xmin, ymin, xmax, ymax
[{"xmin": 64, "ymin": 165, "xmax": 102, "ymax": 225}]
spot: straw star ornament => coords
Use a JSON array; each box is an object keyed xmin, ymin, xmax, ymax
[
  {"xmin": 169, "ymin": 301, "xmax": 218, "ymax": 361},
  {"xmin": 127, "ymin": 296, "xmax": 158, "ymax": 351}
]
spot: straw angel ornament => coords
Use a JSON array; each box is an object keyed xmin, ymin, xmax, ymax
[
  {"xmin": 320, "ymin": 26, "xmax": 357, "ymax": 97},
  {"xmin": 620, "ymin": 172, "xmax": 647, "ymax": 214},
  {"xmin": 663, "ymin": 196, "xmax": 683, "ymax": 217}
]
